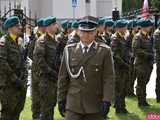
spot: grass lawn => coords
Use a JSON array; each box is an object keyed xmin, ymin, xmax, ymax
[{"xmin": 20, "ymin": 97, "xmax": 160, "ymax": 120}]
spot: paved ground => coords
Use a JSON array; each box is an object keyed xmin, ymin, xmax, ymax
[{"xmin": 27, "ymin": 64, "xmax": 157, "ymax": 98}]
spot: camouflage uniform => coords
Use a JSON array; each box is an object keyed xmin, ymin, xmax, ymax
[
  {"xmin": 153, "ymin": 28, "xmax": 160, "ymax": 102},
  {"xmin": 132, "ymin": 31, "xmax": 154, "ymax": 105},
  {"xmin": 125, "ymin": 31, "xmax": 137, "ymax": 96},
  {"xmin": 28, "ymin": 31, "xmax": 42, "ymax": 119},
  {"xmin": 0, "ymin": 34, "xmax": 27, "ymax": 120},
  {"xmin": 33, "ymin": 33, "xmax": 60, "ymax": 120},
  {"xmin": 102, "ymin": 32, "xmax": 112, "ymax": 46},
  {"xmin": 111, "ymin": 32, "xmax": 129, "ymax": 113}
]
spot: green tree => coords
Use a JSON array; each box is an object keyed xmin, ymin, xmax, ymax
[
  {"xmin": 122, "ymin": 0, "xmax": 142, "ymax": 13},
  {"xmin": 151, "ymin": 0, "xmax": 160, "ymax": 11}
]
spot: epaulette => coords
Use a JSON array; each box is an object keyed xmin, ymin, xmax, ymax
[
  {"xmin": 66, "ymin": 43, "xmax": 77, "ymax": 48},
  {"xmin": 0, "ymin": 35, "xmax": 6, "ymax": 46},
  {"xmin": 99, "ymin": 43, "xmax": 110, "ymax": 49}
]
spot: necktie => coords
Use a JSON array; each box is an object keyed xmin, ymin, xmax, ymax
[{"xmin": 83, "ymin": 46, "xmax": 88, "ymax": 55}]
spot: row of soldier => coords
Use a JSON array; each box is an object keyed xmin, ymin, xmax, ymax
[{"xmin": 0, "ymin": 15, "xmax": 160, "ymax": 120}]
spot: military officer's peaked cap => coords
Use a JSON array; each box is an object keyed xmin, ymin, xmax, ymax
[
  {"xmin": 72, "ymin": 20, "xmax": 79, "ymax": 29},
  {"xmin": 115, "ymin": 19, "xmax": 128, "ymax": 28},
  {"xmin": 104, "ymin": 19, "xmax": 114, "ymax": 27},
  {"xmin": 137, "ymin": 19, "xmax": 153, "ymax": 27},
  {"xmin": 79, "ymin": 16, "xmax": 98, "ymax": 32},
  {"xmin": 43, "ymin": 16, "xmax": 56, "ymax": 27},
  {"xmin": 37, "ymin": 18, "xmax": 45, "ymax": 27},
  {"xmin": 4, "ymin": 16, "xmax": 20, "ymax": 29}
]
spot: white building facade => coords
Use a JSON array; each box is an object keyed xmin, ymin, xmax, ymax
[{"xmin": 0, "ymin": 0, "xmax": 122, "ymax": 19}]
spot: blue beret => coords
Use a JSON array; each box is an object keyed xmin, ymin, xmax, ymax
[
  {"xmin": 104, "ymin": 19, "xmax": 114, "ymax": 27},
  {"xmin": 4, "ymin": 16, "xmax": 20, "ymax": 29},
  {"xmin": 61, "ymin": 20, "xmax": 69, "ymax": 29},
  {"xmin": 98, "ymin": 18, "xmax": 105, "ymax": 25},
  {"xmin": 72, "ymin": 20, "xmax": 79, "ymax": 29},
  {"xmin": 157, "ymin": 20, "xmax": 160, "ymax": 27},
  {"xmin": 115, "ymin": 19, "xmax": 128, "ymax": 28},
  {"xmin": 43, "ymin": 16, "xmax": 56, "ymax": 27},
  {"xmin": 37, "ymin": 18, "xmax": 44, "ymax": 27},
  {"xmin": 79, "ymin": 16, "xmax": 98, "ymax": 32},
  {"xmin": 137, "ymin": 19, "xmax": 153, "ymax": 27}
]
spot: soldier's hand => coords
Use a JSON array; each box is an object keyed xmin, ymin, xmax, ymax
[
  {"xmin": 102, "ymin": 101, "xmax": 111, "ymax": 119},
  {"xmin": 58, "ymin": 100, "xmax": 66, "ymax": 117}
]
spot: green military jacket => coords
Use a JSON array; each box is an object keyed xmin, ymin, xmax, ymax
[
  {"xmin": 33, "ymin": 33, "xmax": 60, "ymax": 82},
  {"xmin": 132, "ymin": 31, "xmax": 154, "ymax": 66},
  {"xmin": 28, "ymin": 31, "xmax": 42, "ymax": 60},
  {"xmin": 153, "ymin": 28, "xmax": 160, "ymax": 62},
  {"xmin": 58, "ymin": 41, "xmax": 115, "ymax": 114},
  {"xmin": 111, "ymin": 32, "xmax": 129, "ymax": 70},
  {"xmin": 0, "ymin": 34, "xmax": 25, "ymax": 87}
]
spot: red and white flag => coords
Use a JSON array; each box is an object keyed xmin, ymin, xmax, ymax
[{"xmin": 141, "ymin": 0, "xmax": 150, "ymax": 19}]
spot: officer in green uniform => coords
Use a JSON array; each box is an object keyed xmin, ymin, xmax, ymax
[
  {"xmin": 111, "ymin": 19, "xmax": 129, "ymax": 114},
  {"xmin": 33, "ymin": 16, "xmax": 60, "ymax": 120},
  {"xmin": 0, "ymin": 16, "xmax": 27, "ymax": 120},
  {"xmin": 102, "ymin": 19, "xmax": 114, "ymax": 46},
  {"xmin": 67, "ymin": 20, "xmax": 80, "ymax": 44},
  {"xmin": 29, "ymin": 18, "xmax": 46, "ymax": 120},
  {"xmin": 132, "ymin": 19, "xmax": 154, "ymax": 107},
  {"xmin": 153, "ymin": 20, "xmax": 160, "ymax": 103},
  {"xmin": 58, "ymin": 16, "xmax": 115, "ymax": 120}
]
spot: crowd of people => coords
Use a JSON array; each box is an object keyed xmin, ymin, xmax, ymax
[{"xmin": 0, "ymin": 15, "xmax": 160, "ymax": 120}]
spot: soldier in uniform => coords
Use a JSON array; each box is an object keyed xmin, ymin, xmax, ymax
[
  {"xmin": 33, "ymin": 16, "xmax": 60, "ymax": 120},
  {"xmin": 96, "ymin": 18, "xmax": 106, "ymax": 43},
  {"xmin": 28, "ymin": 18, "xmax": 46, "ymax": 120},
  {"xmin": 0, "ymin": 16, "xmax": 27, "ymax": 120},
  {"xmin": 58, "ymin": 16, "xmax": 115, "ymax": 120},
  {"xmin": 153, "ymin": 20, "xmax": 160, "ymax": 103},
  {"xmin": 56, "ymin": 20, "xmax": 71, "ymax": 58},
  {"xmin": 67, "ymin": 20, "xmax": 80, "ymax": 44},
  {"xmin": 132, "ymin": 19, "xmax": 154, "ymax": 107},
  {"xmin": 111, "ymin": 19, "xmax": 129, "ymax": 114},
  {"xmin": 102, "ymin": 19, "xmax": 114, "ymax": 46},
  {"xmin": 125, "ymin": 19, "xmax": 139, "ymax": 97}
]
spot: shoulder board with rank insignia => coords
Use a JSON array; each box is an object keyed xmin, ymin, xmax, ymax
[
  {"xmin": 99, "ymin": 43, "xmax": 110, "ymax": 49},
  {"xmin": 66, "ymin": 43, "xmax": 77, "ymax": 48}
]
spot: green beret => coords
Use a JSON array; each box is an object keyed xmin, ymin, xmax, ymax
[
  {"xmin": 157, "ymin": 20, "xmax": 160, "ymax": 27},
  {"xmin": 115, "ymin": 19, "xmax": 128, "ymax": 28},
  {"xmin": 137, "ymin": 19, "xmax": 153, "ymax": 27},
  {"xmin": 104, "ymin": 19, "xmax": 114, "ymax": 27},
  {"xmin": 98, "ymin": 18, "xmax": 105, "ymax": 25},
  {"xmin": 128, "ymin": 20, "xmax": 137, "ymax": 28},
  {"xmin": 43, "ymin": 16, "xmax": 56, "ymax": 27},
  {"xmin": 61, "ymin": 20, "xmax": 69, "ymax": 29},
  {"xmin": 72, "ymin": 20, "xmax": 79, "ymax": 29},
  {"xmin": 4, "ymin": 16, "xmax": 20, "ymax": 29},
  {"xmin": 37, "ymin": 18, "xmax": 45, "ymax": 27}
]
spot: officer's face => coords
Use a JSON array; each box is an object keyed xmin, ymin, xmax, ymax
[{"xmin": 79, "ymin": 30, "xmax": 96, "ymax": 44}]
